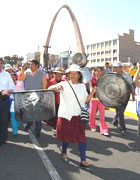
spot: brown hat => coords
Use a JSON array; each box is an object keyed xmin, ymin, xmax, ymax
[{"xmin": 54, "ymin": 67, "xmax": 63, "ymax": 73}]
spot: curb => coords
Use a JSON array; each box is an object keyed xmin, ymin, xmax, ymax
[{"xmin": 107, "ymin": 108, "xmax": 138, "ymax": 119}]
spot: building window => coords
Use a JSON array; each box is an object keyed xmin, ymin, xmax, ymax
[
  {"xmin": 108, "ymin": 41, "xmax": 111, "ymax": 46},
  {"xmin": 113, "ymin": 57, "xmax": 117, "ymax": 61},
  {"xmin": 113, "ymin": 40, "xmax": 117, "ymax": 46},
  {"xmin": 105, "ymin": 58, "xmax": 108, "ymax": 61},
  {"xmin": 105, "ymin": 42, "xmax": 109, "ymax": 47},
  {"xmin": 113, "ymin": 49, "xmax": 117, "ymax": 53},
  {"xmin": 97, "ymin": 59, "xmax": 100, "ymax": 62},
  {"xmin": 87, "ymin": 45, "xmax": 90, "ymax": 50},
  {"xmin": 97, "ymin": 52, "xmax": 100, "ymax": 56},
  {"xmin": 101, "ymin": 58, "xmax": 104, "ymax": 62},
  {"xmin": 97, "ymin": 43, "xmax": 100, "ymax": 49},
  {"xmin": 105, "ymin": 51, "xmax": 108, "ymax": 55},
  {"xmin": 101, "ymin": 43, "xmax": 104, "ymax": 48},
  {"xmin": 91, "ymin": 44, "xmax": 96, "ymax": 49}
]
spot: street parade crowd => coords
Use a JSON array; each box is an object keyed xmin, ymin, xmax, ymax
[{"xmin": 0, "ymin": 57, "xmax": 139, "ymax": 168}]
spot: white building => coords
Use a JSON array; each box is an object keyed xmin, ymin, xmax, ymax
[{"xmin": 86, "ymin": 29, "xmax": 140, "ymax": 67}]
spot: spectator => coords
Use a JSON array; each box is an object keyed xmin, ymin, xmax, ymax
[
  {"xmin": 104, "ymin": 62, "xmax": 112, "ymax": 73},
  {"xmin": 46, "ymin": 67, "xmax": 63, "ymax": 134},
  {"xmin": 129, "ymin": 63, "xmax": 137, "ymax": 80},
  {"xmin": 4, "ymin": 64, "xmax": 19, "ymax": 136},
  {"xmin": 0, "ymin": 58, "xmax": 15, "ymax": 146}
]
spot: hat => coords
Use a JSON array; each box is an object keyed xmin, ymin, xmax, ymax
[
  {"xmin": 53, "ymin": 67, "xmax": 63, "ymax": 73},
  {"xmin": 4, "ymin": 64, "xmax": 12, "ymax": 70},
  {"xmin": 69, "ymin": 64, "xmax": 81, "ymax": 72},
  {"xmin": 65, "ymin": 68, "xmax": 70, "ymax": 74},
  {"xmin": 113, "ymin": 61, "xmax": 122, "ymax": 67}
]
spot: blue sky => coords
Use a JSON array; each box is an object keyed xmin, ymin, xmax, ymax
[{"xmin": 0, "ymin": 0, "xmax": 140, "ymax": 58}]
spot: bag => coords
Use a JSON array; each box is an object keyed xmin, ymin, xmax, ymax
[
  {"xmin": 81, "ymin": 108, "xmax": 89, "ymax": 124},
  {"xmin": 67, "ymin": 81, "xmax": 89, "ymax": 123}
]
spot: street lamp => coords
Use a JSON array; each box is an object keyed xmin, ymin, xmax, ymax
[{"xmin": 43, "ymin": 45, "xmax": 51, "ymax": 71}]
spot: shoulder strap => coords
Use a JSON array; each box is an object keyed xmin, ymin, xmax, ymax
[{"xmin": 67, "ymin": 81, "xmax": 82, "ymax": 110}]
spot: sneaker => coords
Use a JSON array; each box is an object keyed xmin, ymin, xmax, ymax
[
  {"xmin": 91, "ymin": 128, "xmax": 96, "ymax": 132},
  {"xmin": 102, "ymin": 132, "xmax": 110, "ymax": 137}
]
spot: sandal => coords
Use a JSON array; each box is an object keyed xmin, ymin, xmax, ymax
[
  {"xmin": 80, "ymin": 161, "xmax": 90, "ymax": 169},
  {"xmin": 61, "ymin": 153, "xmax": 69, "ymax": 163}
]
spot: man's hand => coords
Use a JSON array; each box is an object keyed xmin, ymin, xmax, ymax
[{"xmin": 1, "ymin": 89, "xmax": 9, "ymax": 96}]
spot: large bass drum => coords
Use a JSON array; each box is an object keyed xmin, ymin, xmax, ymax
[
  {"xmin": 96, "ymin": 73, "xmax": 131, "ymax": 108},
  {"xmin": 12, "ymin": 89, "xmax": 56, "ymax": 122}
]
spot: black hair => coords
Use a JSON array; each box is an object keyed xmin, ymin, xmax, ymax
[
  {"xmin": 31, "ymin": 59, "xmax": 40, "ymax": 68},
  {"xmin": 78, "ymin": 72, "xmax": 83, "ymax": 83}
]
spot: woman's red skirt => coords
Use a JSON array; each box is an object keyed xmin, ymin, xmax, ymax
[{"xmin": 56, "ymin": 116, "xmax": 86, "ymax": 143}]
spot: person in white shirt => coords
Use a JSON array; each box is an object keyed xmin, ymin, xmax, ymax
[
  {"xmin": 0, "ymin": 58, "xmax": 15, "ymax": 146},
  {"xmin": 48, "ymin": 64, "xmax": 94, "ymax": 168}
]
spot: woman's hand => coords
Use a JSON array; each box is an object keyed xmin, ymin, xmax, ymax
[
  {"xmin": 54, "ymin": 85, "xmax": 63, "ymax": 91},
  {"xmin": 48, "ymin": 85, "xmax": 63, "ymax": 91}
]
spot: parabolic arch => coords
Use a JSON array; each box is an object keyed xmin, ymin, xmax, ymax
[{"xmin": 42, "ymin": 5, "xmax": 85, "ymax": 66}]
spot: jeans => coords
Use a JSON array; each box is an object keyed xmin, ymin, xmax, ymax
[
  {"xmin": 62, "ymin": 142, "xmax": 86, "ymax": 161},
  {"xmin": 113, "ymin": 103, "xmax": 127, "ymax": 131},
  {"xmin": 25, "ymin": 121, "xmax": 42, "ymax": 135}
]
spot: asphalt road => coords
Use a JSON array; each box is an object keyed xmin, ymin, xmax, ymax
[{"xmin": 0, "ymin": 109, "xmax": 140, "ymax": 180}]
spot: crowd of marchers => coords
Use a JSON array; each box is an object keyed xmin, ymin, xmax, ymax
[{"xmin": 0, "ymin": 58, "xmax": 139, "ymax": 168}]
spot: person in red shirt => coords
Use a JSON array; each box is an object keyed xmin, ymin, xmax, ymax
[
  {"xmin": 46, "ymin": 67, "xmax": 63, "ymax": 132},
  {"xmin": 46, "ymin": 70, "xmax": 54, "ymax": 88}
]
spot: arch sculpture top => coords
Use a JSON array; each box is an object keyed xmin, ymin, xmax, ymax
[{"xmin": 44, "ymin": 5, "xmax": 85, "ymax": 56}]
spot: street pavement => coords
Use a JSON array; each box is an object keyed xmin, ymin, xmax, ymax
[{"xmin": 0, "ymin": 107, "xmax": 140, "ymax": 180}]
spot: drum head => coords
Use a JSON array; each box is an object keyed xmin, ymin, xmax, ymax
[{"xmin": 96, "ymin": 73, "xmax": 130, "ymax": 108}]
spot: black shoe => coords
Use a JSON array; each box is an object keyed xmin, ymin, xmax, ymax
[
  {"xmin": 24, "ymin": 125, "xmax": 30, "ymax": 132},
  {"xmin": 0, "ymin": 141, "xmax": 3, "ymax": 146},
  {"xmin": 112, "ymin": 122, "xmax": 118, "ymax": 127},
  {"xmin": 121, "ymin": 130, "xmax": 127, "ymax": 136},
  {"xmin": 35, "ymin": 133, "xmax": 40, "ymax": 138},
  {"xmin": 0, "ymin": 141, "xmax": 6, "ymax": 146}
]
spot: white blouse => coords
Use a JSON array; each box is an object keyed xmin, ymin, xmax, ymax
[{"xmin": 50, "ymin": 81, "xmax": 88, "ymax": 121}]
